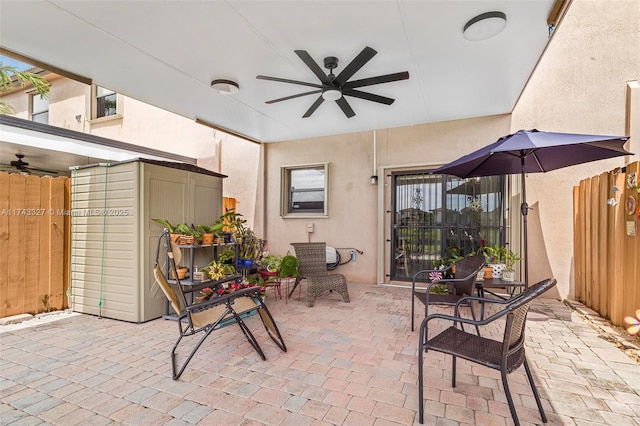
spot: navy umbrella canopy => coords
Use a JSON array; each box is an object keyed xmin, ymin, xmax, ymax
[{"xmin": 432, "ymin": 129, "xmax": 631, "ymax": 286}]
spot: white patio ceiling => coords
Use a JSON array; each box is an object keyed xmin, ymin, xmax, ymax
[{"xmin": 0, "ymin": 0, "xmax": 559, "ymax": 143}]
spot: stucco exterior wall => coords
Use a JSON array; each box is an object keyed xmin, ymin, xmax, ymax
[
  {"xmin": 511, "ymin": 0, "xmax": 640, "ymax": 299},
  {"xmin": 264, "ymin": 114, "xmax": 511, "ymax": 284},
  {"xmin": 1, "ymin": 75, "xmax": 262, "ymax": 226}
]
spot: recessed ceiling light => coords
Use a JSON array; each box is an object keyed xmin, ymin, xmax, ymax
[
  {"xmin": 211, "ymin": 79, "xmax": 239, "ymax": 95},
  {"xmin": 463, "ymin": 11, "xmax": 507, "ymax": 41}
]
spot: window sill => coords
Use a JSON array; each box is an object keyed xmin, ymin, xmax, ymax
[
  {"xmin": 89, "ymin": 114, "xmax": 123, "ymax": 124},
  {"xmin": 281, "ymin": 213, "xmax": 328, "ymax": 219}
]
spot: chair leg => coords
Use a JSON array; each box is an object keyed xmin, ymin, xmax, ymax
[
  {"xmin": 307, "ymin": 287, "xmax": 316, "ymax": 307},
  {"xmin": 338, "ymin": 288, "xmax": 350, "ymax": 303},
  {"xmin": 451, "ymin": 355, "xmax": 457, "ymax": 387},
  {"xmin": 500, "ymin": 368, "xmax": 520, "ymax": 426},
  {"xmin": 418, "ymin": 319, "xmax": 426, "ymax": 424},
  {"xmin": 524, "ymin": 358, "xmax": 547, "ymax": 423},
  {"xmin": 171, "ymin": 327, "xmax": 215, "ymax": 380},
  {"xmin": 411, "ymin": 293, "xmax": 415, "ymax": 331},
  {"xmin": 232, "ymin": 311, "xmax": 266, "ymax": 361}
]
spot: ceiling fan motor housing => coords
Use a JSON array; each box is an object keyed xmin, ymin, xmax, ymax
[{"xmin": 323, "ymin": 56, "xmax": 339, "ymax": 71}]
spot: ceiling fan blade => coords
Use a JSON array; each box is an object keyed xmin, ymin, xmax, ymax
[
  {"xmin": 343, "ymin": 89, "xmax": 395, "ymax": 105},
  {"xmin": 342, "ymin": 71, "xmax": 410, "ymax": 90},
  {"xmin": 333, "ymin": 46, "xmax": 377, "ymax": 86},
  {"xmin": 295, "ymin": 50, "xmax": 331, "ymax": 85},
  {"xmin": 302, "ymin": 96, "xmax": 325, "ymax": 118},
  {"xmin": 27, "ymin": 167, "xmax": 59, "ymax": 175},
  {"xmin": 266, "ymin": 90, "xmax": 322, "ymax": 104},
  {"xmin": 256, "ymin": 75, "xmax": 323, "ymax": 89},
  {"xmin": 336, "ymin": 97, "xmax": 355, "ymax": 118}
]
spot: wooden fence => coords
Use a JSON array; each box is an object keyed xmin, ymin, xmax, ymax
[
  {"xmin": 574, "ymin": 161, "xmax": 640, "ymax": 326},
  {"xmin": 0, "ymin": 172, "xmax": 70, "ymax": 318}
]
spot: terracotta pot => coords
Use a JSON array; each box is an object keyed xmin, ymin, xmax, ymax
[
  {"xmin": 201, "ymin": 233, "xmax": 214, "ymax": 245},
  {"xmin": 170, "ymin": 267, "xmax": 189, "ymax": 280},
  {"xmin": 483, "ymin": 266, "xmax": 493, "ymax": 279}
]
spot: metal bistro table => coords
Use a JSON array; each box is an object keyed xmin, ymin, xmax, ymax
[{"xmin": 476, "ymin": 277, "xmax": 526, "ymax": 300}]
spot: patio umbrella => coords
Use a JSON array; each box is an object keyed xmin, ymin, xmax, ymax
[{"xmin": 432, "ymin": 129, "xmax": 631, "ymax": 286}]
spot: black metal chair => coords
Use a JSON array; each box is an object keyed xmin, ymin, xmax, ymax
[
  {"xmin": 153, "ymin": 230, "xmax": 286, "ymax": 379},
  {"xmin": 411, "ymin": 254, "xmax": 485, "ymax": 331},
  {"xmin": 417, "ymin": 278, "xmax": 557, "ymax": 425}
]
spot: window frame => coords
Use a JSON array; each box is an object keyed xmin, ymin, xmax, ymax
[
  {"xmin": 281, "ymin": 162, "xmax": 329, "ymax": 218},
  {"xmin": 29, "ymin": 92, "xmax": 49, "ymax": 124},
  {"xmin": 90, "ymin": 85, "xmax": 123, "ymax": 122}
]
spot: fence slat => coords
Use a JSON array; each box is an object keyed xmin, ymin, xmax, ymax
[
  {"xmin": 573, "ymin": 185, "xmax": 582, "ymax": 300},
  {"xmin": 584, "ymin": 178, "xmax": 593, "ymax": 307},
  {"xmin": 0, "ymin": 172, "xmax": 9, "ymax": 318},
  {"xmin": 49, "ymin": 178, "xmax": 65, "ymax": 310},
  {"xmin": 7, "ymin": 174, "xmax": 26, "ymax": 316},
  {"xmin": 24, "ymin": 175, "xmax": 41, "ymax": 314},
  {"xmin": 623, "ymin": 162, "xmax": 639, "ymax": 325},
  {"xmin": 39, "ymin": 177, "xmax": 52, "ymax": 312},
  {"xmin": 609, "ymin": 171, "xmax": 626, "ymax": 324}
]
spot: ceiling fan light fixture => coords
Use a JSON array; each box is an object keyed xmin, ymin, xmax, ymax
[
  {"xmin": 463, "ymin": 11, "xmax": 507, "ymax": 41},
  {"xmin": 211, "ymin": 79, "xmax": 239, "ymax": 95},
  {"xmin": 322, "ymin": 89, "xmax": 342, "ymax": 101}
]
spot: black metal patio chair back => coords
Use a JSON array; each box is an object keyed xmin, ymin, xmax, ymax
[
  {"xmin": 417, "ymin": 277, "xmax": 557, "ymax": 426},
  {"xmin": 153, "ymin": 230, "xmax": 286, "ymax": 380},
  {"xmin": 411, "ymin": 254, "xmax": 485, "ymax": 331},
  {"xmin": 290, "ymin": 242, "xmax": 350, "ymax": 307}
]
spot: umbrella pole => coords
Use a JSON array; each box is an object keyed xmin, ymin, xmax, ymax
[{"xmin": 520, "ymin": 159, "xmax": 529, "ymax": 288}]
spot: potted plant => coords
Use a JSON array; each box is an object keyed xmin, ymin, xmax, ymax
[
  {"xmin": 196, "ymin": 222, "xmax": 224, "ymax": 245},
  {"xmin": 218, "ymin": 210, "xmax": 247, "ymax": 242},
  {"xmin": 236, "ymin": 226, "xmax": 261, "ymax": 265},
  {"xmin": 279, "ymin": 255, "xmax": 299, "ymax": 278},
  {"xmin": 482, "ymin": 244, "xmax": 507, "ymax": 278},
  {"xmin": 260, "ymin": 254, "xmax": 282, "ymax": 273},
  {"xmin": 151, "ymin": 218, "xmax": 180, "ymax": 242},
  {"xmin": 502, "ymin": 250, "xmax": 522, "ymax": 282},
  {"xmin": 434, "ymin": 246, "xmax": 464, "ymax": 278}
]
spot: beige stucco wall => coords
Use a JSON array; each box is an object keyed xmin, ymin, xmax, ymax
[
  {"xmin": 264, "ymin": 114, "xmax": 511, "ymax": 284},
  {"xmin": 511, "ymin": 0, "xmax": 640, "ymax": 300},
  {"xmin": 1, "ymin": 75, "xmax": 262, "ymax": 224}
]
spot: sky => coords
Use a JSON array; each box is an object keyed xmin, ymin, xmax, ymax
[{"xmin": 0, "ymin": 54, "xmax": 33, "ymax": 71}]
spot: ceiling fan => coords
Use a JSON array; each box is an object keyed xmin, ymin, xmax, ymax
[
  {"xmin": 256, "ymin": 46, "xmax": 409, "ymax": 118},
  {"xmin": 0, "ymin": 154, "xmax": 59, "ymax": 175}
]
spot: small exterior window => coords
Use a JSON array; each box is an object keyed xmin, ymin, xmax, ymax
[
  {"xmin": 30, "ymin": 94, "xmax": 49, "ymax": 124},
  {"xmin": 95, "ymin": 86, "xmax": 117, "ymax": 118},
  {"xmin": 281, "ymin": 163, "xmax": 328, "ymax": 216}
]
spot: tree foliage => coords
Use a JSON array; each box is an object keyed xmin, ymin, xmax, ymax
[{"xmin": 0, "ymin": 63, "xmax": 50, "ymax": 114}]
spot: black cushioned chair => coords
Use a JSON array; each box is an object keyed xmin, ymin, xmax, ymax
[
  {"xmin": 153, "ymin": 230, "xmax": 286, "ymax": 379},
  {"xmin": 417, "ymin": 278, "xmax": 557, "ymax": 425},
  {"xmin": 411, "ymin": 254, "xmax": 485, "ymax": 331}
]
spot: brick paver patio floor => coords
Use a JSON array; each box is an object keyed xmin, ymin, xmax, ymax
[{"xmin": 1, "ymin": 282, "xmax": 639, "ymax": 425}]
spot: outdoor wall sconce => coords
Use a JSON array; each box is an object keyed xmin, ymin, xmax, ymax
[{"xmin": 371, "ymin": 175, "xmax": 378, "ymax": 185}]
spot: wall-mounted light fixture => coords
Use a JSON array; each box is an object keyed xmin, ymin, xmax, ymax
[
  {"xmin": 211, "ymin": 79, "xmax": 239, "ymax": 95},
  {"xmin": 371, "ymin": 175, "xmax": 378, "ymax": 185},
  {"xmin": 75, "ymin": 114, "xmax": 82, "ymax": 123},
  {"xmin": 463, "ymin": 11, "xmax": 507, "ymax": 41}
]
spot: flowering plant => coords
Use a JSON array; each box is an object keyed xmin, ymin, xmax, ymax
[{"xmin": 195, "ymin": 280, "xmax": 266, "ymax": 303}]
